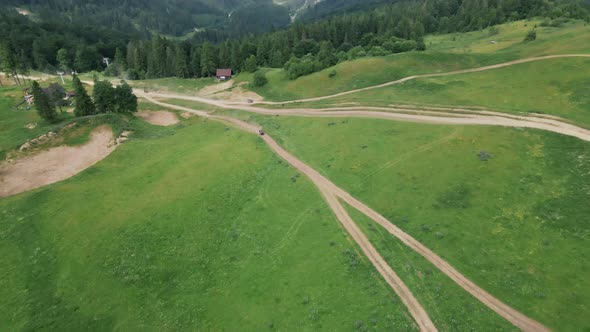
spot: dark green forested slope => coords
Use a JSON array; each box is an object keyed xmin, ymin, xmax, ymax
[{"xmin": 1, "ymin": 0, "xmax": 588, "ymax": 82}]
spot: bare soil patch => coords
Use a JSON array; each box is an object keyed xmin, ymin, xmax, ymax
[
  {"xmin": 197, "ymin": 80, "xmax": 264, "ymax": 103},
  {"xmin": 213, "ymin": 83, "xmax": 264, "ymax": 103},
  {"xmin": 0, "ymin": 125, "xmax": 116, "ymax": 197},
  {"xmin": 136, "ymin": 110, "xmax": 179, "ymax": 126},
  {"xmin": 198, "ymin": 80, "xmax": 234, "ymax": 96}
]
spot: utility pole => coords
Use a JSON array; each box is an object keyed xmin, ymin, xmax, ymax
[
  {"xmin": 57, "ymin": 71, "xmax": 65, "ymax": 84},
  {"xmin": 103, "ymin": 57, "xmax": 110, "ymax": 67}
]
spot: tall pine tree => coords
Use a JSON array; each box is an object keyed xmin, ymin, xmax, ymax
[
  {"xmin": 31, "ymin": 81, "xmax": 58, "ymax": 122},
  {"xmin": 114, "ymin": 81, "xmax": 138, "ymax": 113},
  {"xmin": 93, "ymin": 80, "xmax": 117, "ymax": 114},
  {"xmin": 73, "ymin": 75, "xmax": 96, "ymax": 117},
  {"xmin": 200, "ymin": 43, "xmax": 217, "ymax": 77},
  {"xmin": 175, "ymin": 46, "xmax": 189, "ymax": 78}
]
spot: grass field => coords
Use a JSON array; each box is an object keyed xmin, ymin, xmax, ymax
[
  {"xmin": 234, "ymin": 19, "xmax": 590, "ymax": 101},
  {"xmin": 319, "ymin": 57, "xmax": 590, "ymax": 127},
  {"xmin": 0, "ymin": 115, "xmax": 420, "ymax": 331},
  {"xmin": 247, "ymin": 115, "xmax": 590, "ymax": 331}
]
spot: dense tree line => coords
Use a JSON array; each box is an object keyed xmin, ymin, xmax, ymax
[
  {"xmin": 2, "ymin": 0, "xmax": 588, "ymax": 84},
  {"xmin": 30, "ymin": 76, "xmax": 137, "ymax": 122},
  {"xmin": 72, "ymin": 76, "xmax": 137, "ymax": 117},
  {"xmin": 0, "ymin": 7, "xmax": 128, "ymax": 80}
]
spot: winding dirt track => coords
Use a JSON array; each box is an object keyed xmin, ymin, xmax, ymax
[
  {"xmin": 141, "ymin": 90, "xmax": 590, "ymax": 142},
  {"xmin": 144, "ymin": 95, "xmax": 551, "ymax": 332}
]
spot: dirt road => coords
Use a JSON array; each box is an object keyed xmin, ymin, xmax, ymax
[
  {"xmin": 146, "ymin": 95, "xmax": 550, "ymax": 332},
  {"xmin": 140, "ymin": 90, "xmax": 590, "ymax": 143}
]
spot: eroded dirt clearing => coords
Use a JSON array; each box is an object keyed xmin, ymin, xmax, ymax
[
  {"xmin": 136, "ymin": 110, "xmax": 179, "ymax": 126},
  {"xmin": 197, "ymin": 80, "xmax": 264, "ymax": 103},
  {"xmin": 0, "ymin": 125, "xmax": 116, "ymax": 197}
]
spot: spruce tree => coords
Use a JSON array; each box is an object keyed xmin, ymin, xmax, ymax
[
  {"xmin": 114, "ymin": 81, "xmax": 137, "ymax": 113},
  {"xmin": 189, "ymin": 45, "xmax": 201, "ymax": 77},
  {"xmin": 114, "ymin": 48, "xmax": 127, "ymax": 71},
  {"xmin": 56, "ymin": 48, "xmax": 70, "ymax": 71},
  {"xmin": 317, "ymin": 41, "xmax": 337, "ymax": 68},
  {"xmin": 72, "ymin": 75, "xmax": 96, "ymax": 117},
  {"xmin": 175, "ymin": 46, "xmax": 189, "ymax": 78},
  {"xmin": 31, "ymin": 81, "xmax": 58, "ymax": 122},
  {"xmin": 93, "ymin": 80, "xmax": 116, "ymax": 114},
  {"xmin": 0, "ymin": 42, "xmax": 19, "ymax": 85},
  {"xmin": 244, "ymin": 55, "xmax": 258, "ymax": 73},
  {"xmin": 200, "ymin": 42, "xmax": 216, "ymax": 77}
]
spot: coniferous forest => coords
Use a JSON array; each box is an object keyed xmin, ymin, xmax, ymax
[{"xmin": 1, "ymin": 0, "xmax": 588, "ymax": 82}]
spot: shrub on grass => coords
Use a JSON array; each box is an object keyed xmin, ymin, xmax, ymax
[
  {"xmin": 488, "ymin": 26, "xmax": 500, "ymax": 36},
  {"xmin": 524, "ymin": 29, "xmax": 537, "ymax": 42},
  {"xmin": 114, "ymin": 81, "xmax": 138, "ymax": 113},
  {"xmin": 251, "ymin": 71, "xmax": 268, "ymax": 87},
  {"xmin": 93, "ymin": 80, "xmax": 117, "ymax": 113}
]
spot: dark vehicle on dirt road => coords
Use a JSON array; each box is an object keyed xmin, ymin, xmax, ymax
[{"xmin": 259, "ymin": 129, "xmax": 265, "ymax": 136}]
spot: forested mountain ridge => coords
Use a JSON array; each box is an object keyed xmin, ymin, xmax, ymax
[
  {"xmin": 3, "ymin": 0, "xmax": 291, "ymax": 37},
  {"xmin": 1, "ymin": 0, "xmax": 588, "ymax": 84}
]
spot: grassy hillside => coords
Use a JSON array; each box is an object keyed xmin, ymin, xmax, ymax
[
  {"xmin": 0, "ymin": 115, "xmax": 419, "ymax": 331},
  {"xmin": 236, "ymin": 52, "xmax": 512, "ymax": 101},
  {"xmin": 426, "ymin": 19, "xmax": 590, "ymax": 55},
  {"xmin": 246, "ymin": 115, "xmax": 590, "ymax": 331},
  {"xmin": 237, "ymin": 19, "xmax": 590, "ymax": 101}
]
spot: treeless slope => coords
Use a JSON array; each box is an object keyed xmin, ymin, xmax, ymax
[
  {"xmin": 252, "ymin": 54, "xmax": 590, "ymax": 105},
  {"xmin": 0, "ymin": 125, "xmax": 116, "ymax": 197}
]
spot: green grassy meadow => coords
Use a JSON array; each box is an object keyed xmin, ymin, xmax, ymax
[
  {"xmin": 249, "ymin": 115, "xmax": 590, "ymax": 331},
  {"xmin": 426, "ymin": 19, "xmax": 590, "ymax": 56},
  {"xmin": 321, "ymin": 57, "xmax": 590, "ymax": 127},
  {"xmin": 0, "ymin": 115, "xmax": 420, "ymax": 331}
]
